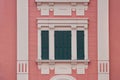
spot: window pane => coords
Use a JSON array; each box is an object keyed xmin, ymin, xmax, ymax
[
  {"xmin": 77, "ymin": 31, "xmax": 84, "ymax": 60},
  {"xmin": 55, "ymin": 31, "xmax": 71, "ymax": 60},
  {"xmin": 41, "ymin": 31, "xmax": 49, "ymax": 60}
]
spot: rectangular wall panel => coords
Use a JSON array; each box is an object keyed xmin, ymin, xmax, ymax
[
  {"xmin": 98, "ymin": 0, "xmax": 109, "ymax": 80},
  {"xmin": 98, "ymin": 0, "xmax": 109, "ymax": 60},
  {"xmin": 17, "ymin": 0, "xmax": 28, "ymax": 60},
  {"xmin": 17, "ymin": 0, "xmax": 28, "ymax": 80}
]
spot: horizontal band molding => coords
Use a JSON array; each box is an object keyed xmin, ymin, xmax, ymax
[
  {"xmin": 36, "ymin": 59, "xmax": 90, "ymax": 63},
  {"xmin": 35, "ymin": 0, "xmax": 90, "ymax": 3},
  {"xmin": 37, "ymin": 18, "xmax": 88, "ymax": 24}
]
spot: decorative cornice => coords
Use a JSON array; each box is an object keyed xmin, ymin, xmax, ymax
[
  {"xmin": 35, "ymin": 0, "xmax": 90, "ymax": 16},
  {"xmin": 50, "ymin": 75, "xmax": 76, "ymax": 80},
  {"xmin": 36, "ymin": 18, "xmax": 89, "ymax": 75},
  {"xmin": 37, "ymin": 18, "xmax": 89, "ymax": 28}
]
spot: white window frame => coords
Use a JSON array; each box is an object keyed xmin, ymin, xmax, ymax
[{"xmin": 37, "ymin": 18, "xmax": 89, "ymax": 61}]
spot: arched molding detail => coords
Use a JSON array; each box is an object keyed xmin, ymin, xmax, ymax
[{"xmin": 50, "ymin": 75, "xmax": 76, "ymax": 80}]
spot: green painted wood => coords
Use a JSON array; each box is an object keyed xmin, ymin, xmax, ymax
[
  {"xmin": 77, "ymin": 31, "xmax": 84, "ymax": 60},
  {"xmin": 41, "ymin": 31, "xmax": 49, "ymax": 60},
  {"xmin": 55, "ymin": 31, "xmax": 71, "ymax": 60}
]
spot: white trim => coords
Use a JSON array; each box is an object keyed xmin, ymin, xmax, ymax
[
  {"xmin": 36, "ymin": 59, "xmax": 90, "ymax": 63},
  {"xmin": 37, "ymin": 18, "xmax": 88, "ymax": 24},
  {"xmin": 49, "ymin": 27, "xmax": 55, "ymax": 60},
  {"xmin": 39, "ymin": 24, "xmax": 87, "ymax": 28},
  {"xmin": 17, "ymin": 0, "xmax": 28, "ymax": 60},
  {"xmin": 54, "ymin": 4, "xmax": 72, "ymax": 16},
  {"xmin": 38, "ymin": 30, "xmax": 41, "ymax": 60},
  {"xmin": 35, "ymin": 1, "xmax": 90, "ymax": 16},
  {"xmin": 55, "ymin": 64, "xmax": 72, "ymax": 74},
  {"xmin": 50, "ymin": 75, "xmax": 76, "ymax": 80},
  {"xmin": 35, "ymin": 0, "xmax": 89, "ymax": 2},
  {"xmin": 98, "ymin": 0, "xmax": 109, "ymax": 61},
  {"xmin": 72, "ymin": 28, "xmax": 77, "ymax": 60},
  {"xmin": 17, "ymin": 0, "xmax": 28, "ymax": 80},
  {"xmin": 97, "ymin": 0, "xmax": 109, "ymax": 80},
  {"xmin": 41, "ymin": 64, "xmax": 50, "ymax": 74},
  {"xmin": 40, "ymin": 27, "xmax": 85, "ymax": 31}
]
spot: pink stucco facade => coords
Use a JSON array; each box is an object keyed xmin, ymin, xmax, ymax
[
  {"xmin": 29, "ymin": 0, "xmax": 97, "ymax": 80},
  {"xmin": 0, "ymin": 0, "xmax": 16, "ymax": 80},
  {"xmin": 0, "ymin": 0, "xmax": 120, "ymax": 80}
]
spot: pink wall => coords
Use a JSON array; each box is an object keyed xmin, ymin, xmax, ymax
[
  {"xmin": 0, "ymin": 0, "xmax": 16, "ymax": 80},
  {"xmin": 110, "ymin": 0, "xmax": 120, "ymax": 80},
  {"xmin": 1, "ymin": 0, "xmax": 120, "ymax": 80},
  {"xmin": 29, "ymin": 0, "xmax": 97, "ymax": 80}
]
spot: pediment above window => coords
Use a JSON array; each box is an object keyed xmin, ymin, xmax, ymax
[{"xmin": 35, "ymin": 0, "xmax": 90, "ymax": 16}]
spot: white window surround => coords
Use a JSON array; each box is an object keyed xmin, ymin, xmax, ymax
[
  {"xmin": 37, "ymin": 18, "xmax": 88, "ymax": 60},
  {"xmin": 37, "ymin": 18, "xmax": 89, "ymax": 74},
  {"xmin": 35, "ymin": 0, "xmax": 90, "ymax": 16}
]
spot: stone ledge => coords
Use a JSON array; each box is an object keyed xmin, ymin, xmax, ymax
[{"xmin": 35, "ymin": 0, "xmax": 90, "ymax": 3}]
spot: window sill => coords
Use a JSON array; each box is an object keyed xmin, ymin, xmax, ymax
[
  {"xmin": 36, "ymin": 59, "xmax": 90, "ymax": 65},
  {"xmin": 35, "ymin": 0, "xmax": 90, "ymax": 3}
]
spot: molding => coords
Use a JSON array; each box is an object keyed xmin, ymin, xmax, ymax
[
  {"xmin": 37, "ymin": 18, "xmax": 88, "ymax": 23},
  {"xmin": 98, "ymin": 60, "xmax": 109, "ymax": 80},
  {"xmin": 36, "ymin": 60, "xmax": 90, "ymax": 74},
  {"xmin": 50, "ymin": 75, "xmax": 76, "ymax": 80},
  {"xmin": 97, "ymin": 0, "xmax": 109, "ymax": 61},
  {"xmin": 17, "ymin": 0, "xmax": 29, "ymax": 60},
  {"xmin": 36, "ymin": 59, "xmax": 90, "ymax": 63},
  {"xmin": 72, "ymin": 29, "xmax": 77, "ymax": 60},
  {"xmin": 38, "ymin": 30, "xmax": 41, "ymax": 60},
  {"xmin": 37, "ymin": 18, "xmax": 89, "ymax": 60},
  {"xmin": 41, "ymin": 64, "xmax": 50, "ymax": 74},
  {"xmin": 35, "ymin": 0, "xmax": 90, "ymax": 16},
  {"xmin": 37, "ymin": 18, "xmax": 89, "ymax": 74},
  {"xmin": 17, "ymin": 61, "xmax": 28, "ymax": 73},
  {"xmin": 17, "ymin": 0, "xmax": 28, "ymax": 80},
  {"xmin": 98, "ymin": 60, "xmax": 109, "ymax": 74},
  {"xmin": 97, "ymin": 0, "xmax": 109, "ymax": 80},
  {"xmin": 49, "ymin": 29, "xmax": 54, "ymax": 60},
  {"xmin": 55, "ymin": 64, "xmax": 72, "ymax": 74},
  {"xmin": 35, "ymin": 0, "xmax": 90, "ymax": 2},
  {"xmin": 37, "ymin": 18, "xmax": 88, "ymax": 28}
]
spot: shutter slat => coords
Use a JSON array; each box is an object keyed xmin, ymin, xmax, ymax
[
  {"xmin": 77, "ymin": 31, "xmax": 84, "ymax": 60},
  {"xmin": 55, "ymin": 31, "xmax": 71, "ymax": 60},
  {"xmin": 41, "ymin": 31, "xmax": 49, "ymax": 60}
]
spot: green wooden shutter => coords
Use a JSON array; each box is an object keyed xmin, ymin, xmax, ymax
[
  {"xmin": 55, "ymin": 31, "xmax": 71, "ymax": 60},
  {"xmin": 77, "ymin": 31, "xmax": 84, "ymax": 60},
  {"xmin": 41, "ymin": 31, "xmax": 49, "ymax": 60}
]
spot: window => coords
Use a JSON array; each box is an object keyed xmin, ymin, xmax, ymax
[
  {"xmin": 41, "ymin": 31, "xmax": 49, "ymax": 60},
  {"xmin": 55, "ymin": 31, "xmax": 71, "ymax": 60},
  {"xmin": 41, "ymin": 30, "xmax": 85, "ymax": 60},
  {"xmin": 77, "ymin": 31, "xmax": 84, "ymax": 60}
]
